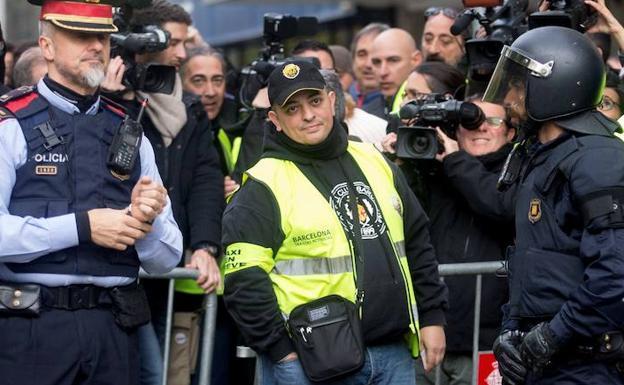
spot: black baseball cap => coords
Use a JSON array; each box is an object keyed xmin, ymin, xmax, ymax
[{"xmin": 268, "ymin": 60, "xmax": 326, "ymax": 108}]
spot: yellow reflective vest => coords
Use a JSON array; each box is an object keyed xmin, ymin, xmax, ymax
[{"xmin": 223, "ymin": 141, "xmax": 421, "ymax": 355}]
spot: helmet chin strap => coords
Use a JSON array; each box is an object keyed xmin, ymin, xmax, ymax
[{"xmin": 517, "ymin": 117, "xmax": 540, "ymax": 139}]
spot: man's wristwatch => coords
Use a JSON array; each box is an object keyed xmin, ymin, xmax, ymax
[{"xmin": 193, "ymin": 242, "xmax": 219, "ymax": 257}]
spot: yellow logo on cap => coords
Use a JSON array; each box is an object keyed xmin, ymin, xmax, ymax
[{"xmin": 283, "ymin": 64, "xmax": 300, "ymax": 79}]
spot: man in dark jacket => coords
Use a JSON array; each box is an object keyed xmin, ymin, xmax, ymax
[
  {"xmin": 222, "ymin": 60, "xmax": 448, "ymax": 385},
  {"xmin": 102, "ymin": 2, "xmax": 224, "ymax": 384}
]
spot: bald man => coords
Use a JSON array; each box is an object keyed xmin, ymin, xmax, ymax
[{"xmin": 371, "ymin": 28, "xmax": 422, "ymax": 106}]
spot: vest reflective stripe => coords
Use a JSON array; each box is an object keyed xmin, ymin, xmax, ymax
[
  {"xmin": 244, "ymin": 141, "xmax": 420, "ymax": 348},
  {"xmin": 273, "ymin": 255, "xmax": 353, "ymax": 276},
  {"xmin": 217, "ymin": 128, "xmax": 242, "ymax": 174}
]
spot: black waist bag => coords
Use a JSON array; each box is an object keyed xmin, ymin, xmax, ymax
[{"xmin": 287, "ymin": 295, "xmax": 365, "ymax": 382}]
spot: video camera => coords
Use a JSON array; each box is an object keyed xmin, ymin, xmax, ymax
[
  {"xmin": 529, "ymin": 0, "xmax": 597, "ymax": 32},
  {"xmin": 110, "ymin": 6, "xmax": 176, "ymax": 94},
  {"xmin": 452, "ymin": 0, "xmax": 529, "ymax": 84},
  {"xmin": 239, "ymin": 13, "xmax": 318, "ymax": 108},
  {"xmin": 396, "ymin": 94, "xmax": 485, "ymax": 160},
  {"xmin": 453, "ymin": 0, "xmax": 596, "ymax": 89}
]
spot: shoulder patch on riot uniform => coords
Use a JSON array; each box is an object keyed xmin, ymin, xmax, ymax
[{"xmin": 528, "ymin": 198, "xmax": 542, "ymax": 223}]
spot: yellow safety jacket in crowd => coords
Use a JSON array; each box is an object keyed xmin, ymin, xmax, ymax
[
  {"xmin": 223, "ymin": 141, "xmax": 421, "ymax": 355},
  {"xmin": 390, "ymin": 81, "xmax": 407, "ymax": 115},
  {"xmin": 216, "ymin": 128, "xmax": 243, "ymax": 174},
  {"xmin": 175, "ymin": 127, "xmax": 242, "ymax": 296}
]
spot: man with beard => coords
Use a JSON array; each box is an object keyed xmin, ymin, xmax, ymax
[
  {"xmin": 421, "ymin": 7, "xmax": 466, "ymax": 69},
  {"xmin": 0, "ymin": 1, "xmax": 183, "ymax": 385}
]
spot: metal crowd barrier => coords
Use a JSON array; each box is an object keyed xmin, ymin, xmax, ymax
[
  {"xmin": 140, "ymin": 261, "xmax": 506, "ymax": 385},
  {"xmin": 139, "ymin": 268, "xmax": 218, "ymax": 385},
  {"xmin": 438, "ymin": 261, "xmax": 506, "ymax": 385}
]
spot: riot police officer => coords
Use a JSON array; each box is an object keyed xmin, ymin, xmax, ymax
[{"xmin": 486, "ymin": 26, "xmax": 624, "ymax": 384}]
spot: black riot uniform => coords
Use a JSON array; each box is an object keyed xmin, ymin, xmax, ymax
[{"xmin": 485, "ymin": 26, "xmax": 624, "ymax": 385}]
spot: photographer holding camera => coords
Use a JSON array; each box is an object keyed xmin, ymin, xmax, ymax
[
  {"xmin": 0, "ymin": 1, "xmax": 183, "ymax": 384},
  {"xmin": 383, "ymin": 63, "xmax": 515, "ymax": 384},
  {"xmin": 102, "ymin": 1, "xmax": 224, "ymax": 384}
]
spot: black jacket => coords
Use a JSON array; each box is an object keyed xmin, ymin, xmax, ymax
[
  {"xmin": 222, "ymin": 123, "xmax": 448, "ymax": 362},
  {"xmin": 126, "ymin": 92, "xmax": 224, "ymax": 252},
  {"xmin": 408, "ymin": 145, "xmax": 514, "ymax": 352}
]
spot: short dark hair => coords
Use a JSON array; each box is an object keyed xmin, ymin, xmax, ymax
[
  {"xmin": 349, "ymin": 23, "xmax": 390, "ymax": 55},
  {"xmin": 414, "ymin": 61, "xmax": 465, "ymax": 97},
  {"xmin": 130, "ymin": 0, "xmax": 192, "ymax": 28},
  {"xmin": 181, "ymin": 46, "xmax": 227, "ymax": 79},
  {"xmin": 291, "ymin": 39, "xmax": 335, "ymax": 67},
  {"xmin": 12, "ymin": 47, "xmax": 45, "ymax": 88}
]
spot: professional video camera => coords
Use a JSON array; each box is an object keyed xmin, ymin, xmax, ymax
[
  {"xmin": 239, "ymin": 13, "xmax": 318, "ymax": 108},
  {"xmin": 110, "ymin": 6, "xmax": 176, "ymax": 93},
  {"xmin": 396, "ymin": 94, "xmax": 485, "ymax": 160},
  {"xmin": 452, "ymin": 0, "xmax": 529, "ymax": 84},
  {"xmin": 529, "ymin": 0, "xmax": 597, "ymax": 32}
]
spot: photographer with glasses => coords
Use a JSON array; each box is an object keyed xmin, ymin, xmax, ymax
[{"xmin": 383, "ymin": 64, "xmax": 515, "ymax": 383}]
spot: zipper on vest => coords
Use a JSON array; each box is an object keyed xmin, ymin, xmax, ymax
[{"xmin": 383, "ymin": 243, "xmax": 398, "ymax": 283}]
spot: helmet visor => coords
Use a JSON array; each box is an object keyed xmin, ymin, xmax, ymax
[{"xmin": 483, "ymin": 46, "xmax": 530, "ymax": 106}]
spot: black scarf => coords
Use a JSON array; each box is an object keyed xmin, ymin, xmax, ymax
[
  {"xmin": 267, "ymin": 119, "xmax": 349, "ymax": 162},
  {"xmin": 43, "ymin": 75, "xmax": 99, "ymax": 113}
]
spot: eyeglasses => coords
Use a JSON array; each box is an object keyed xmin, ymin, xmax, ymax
[
  {"xmin": 424, "ymin": 7, "xmax": 459, "ymax": 21},
  {"xmin": 484, "ymin": 117, "xmax": 506, "ymax": 127},
  {"xmin": 599, "ymin": 95, "xmax": 618, "ymax": 112}
]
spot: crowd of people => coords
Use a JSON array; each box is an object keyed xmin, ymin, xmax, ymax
[{"xmin": 2, "ymin": 0, "xmax": 624, "ymax": 385}]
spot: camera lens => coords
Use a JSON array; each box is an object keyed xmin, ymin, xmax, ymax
[{"xmin": 408, "ymin": 133, "xmax": 433, "ymax": 156}]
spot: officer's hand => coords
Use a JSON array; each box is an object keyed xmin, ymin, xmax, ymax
[
  {"xmin": 101, "ymin": 56, "xmax": 127, "ymax": 93},
  {"xmin": 224, "ymin": 176, "xmax": 240, "ymax": 199},
  {"xmin": 519, "ymin": 322, "xmax": 560, "ymax": 373},
  {"xmin": 381, "ymin": 133, "xmax": 397, "ymax": 154},
  {"xmin": 88, "ymin": 208, "xmax": 152, "ymax": 250},
  {"xmin": 131, "ymin": 176, "xmax": 168, "ymax": 223},
  {"xmin": 187, "ymin": 248, "xmax": 221, "ymax": 293},
  {"xmin": 493, "ymin": 330, "xmax": 527, "ymax": 385},
  {"xmin": 435, "ymin": 127, "xmax": 459, "ymax": 162},
  {"xmin": 420, "ymin": 325, "xmax": 446, "ymax": 373}
]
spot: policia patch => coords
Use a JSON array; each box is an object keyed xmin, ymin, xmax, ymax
[{"xmin": 528, "ymin": 198, "xmax": 542, "ymax": 223}]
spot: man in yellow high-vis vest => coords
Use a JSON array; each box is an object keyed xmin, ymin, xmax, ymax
[{"xmin": 222, "ymin": 60, "xmax": 448, "ymax": 385}]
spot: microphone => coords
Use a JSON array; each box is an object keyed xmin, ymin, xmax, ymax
[{"xmin": 451, "ymin": 11, "xmax": 474, "ymax": 36}]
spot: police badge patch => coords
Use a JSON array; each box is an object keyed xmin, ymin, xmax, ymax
[{"xmin": 528, "ymin": 198, "xmax": 541, "ymax": 223}]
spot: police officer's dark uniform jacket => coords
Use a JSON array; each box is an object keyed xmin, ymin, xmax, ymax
[
  {"xmin": 486, "ymin": 26, "xmax": 624, "ymax": 385},
  {"xmin": 222, "ymin": 120, "xmax": 448, "ymax": 362},
  {"xmin": 5, "ymin": 77, "xmax": 141, "ymax": 277}
]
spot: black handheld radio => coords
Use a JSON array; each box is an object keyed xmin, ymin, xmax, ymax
[{"xmin": 107, "ymin": 98, "xmax": 148, "ymax": 178}]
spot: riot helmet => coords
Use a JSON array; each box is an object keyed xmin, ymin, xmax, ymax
[{"xmin": 484, "ymin": 26, "xmax": 605, "ymax": 122}]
